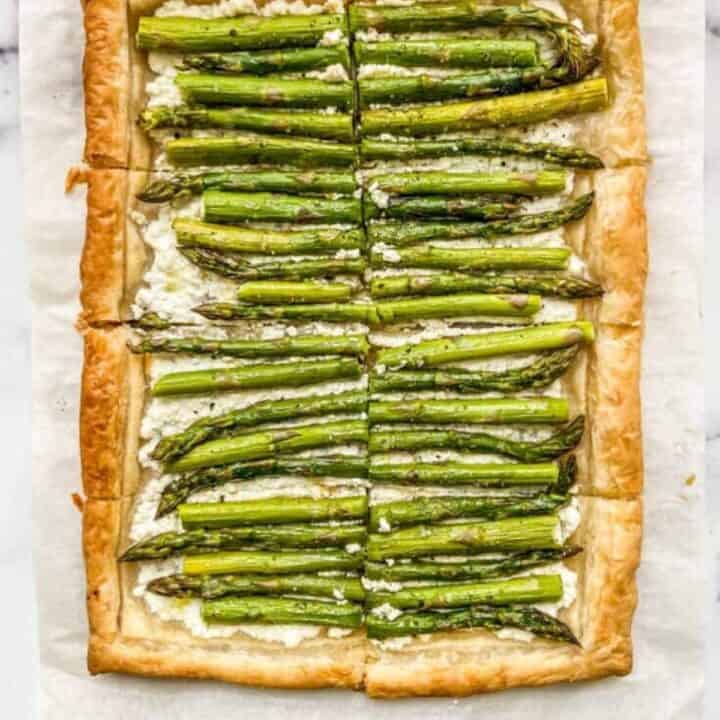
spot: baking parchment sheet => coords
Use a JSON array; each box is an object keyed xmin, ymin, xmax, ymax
[{"xmin": 22, "ymin": 1, "xmax": 705, "ymax": 717}]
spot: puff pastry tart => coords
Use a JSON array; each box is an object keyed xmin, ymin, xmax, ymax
[{"xmin": 80, "ymin": 0, "xmax": 646, "ymax": 696}]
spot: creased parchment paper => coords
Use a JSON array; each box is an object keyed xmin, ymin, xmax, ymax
[{"xmin": 22, "ymin": 1, "xmax": 705, "ymax": 717}]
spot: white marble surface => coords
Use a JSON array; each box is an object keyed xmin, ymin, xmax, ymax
[{"xmin": 0, "ymin": 0, "xmax": 715, "ymax": 716}]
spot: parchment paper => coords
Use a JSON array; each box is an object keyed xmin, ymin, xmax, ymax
[{"xmin": 22, "ymin": 1, "xmax": 706, "ymax": 717}]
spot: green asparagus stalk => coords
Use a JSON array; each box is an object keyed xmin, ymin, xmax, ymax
[
  {"xmin": 179, "ymin": 495, "xmax": 368, "ymax": 529},
  {"xmin": 369, "ymin": 346, "xmax": 579, "ymax": 394},
  {"xmin": 152, "ymin": 388, "xmax": 367, "ymax": 463},
  {"xmin": 181, "ymin": 45, "xmax": 350, "ymax": 75},
  {"xmin": 168, "ymin": 419, "xmax": 368, "ymax": 473},
  {"xmin": 137, "ymin": 14, "xmax": 347, "ymax": 52},
  {"xmin": 121, "ymin": 523, "xmax": 367, "ymax": 561},
  {"xmin": 370, "ymin": 272, "xmax": 602, "ymax": 299},
  {"xmin": 202, "ymin": 596, "xmax": 363, "ymax": 628},
  {"xmin": 152, "ymin": 357, "xmax": 362, "ymax": 397},
  {"xmin": 132, "ymin": 334, "xmax": 369, "ymax": 360},
  {"xmin": 174, "ymin": 218, "xmax": 365, "ymax": 255},
  {"xmin": 374, "ymin": 293, "xmax": 542, "ymax": 323},
  {"xmin": 140, "ymin": 106, "xmax": 353, "ymax": 142},
  {"xmin": 165, "ymin": 135, "xmax": 357, "ymax": 168},
  {"xmin": 349, "ymin": 4, "xmax": 596, "ymax": 80},
  {"xmin": 367, "ymin": 574, "xmax": 563, "ymax": 610},
  {"xmin": 364, "ymin": 196, "xmax": 519, "ymax": 221},
  {"xmin": 369, "ymin": 170, "xmax": 566, "ymax": 196},
  {"xmin": 361, "ymin": 78, "xmax": 608, "ymax": 137},
  {"xmin": 375, "ymin": 321, "xmax": 595, "ymax": 369},
  {"xmin": 368, "ymin": 397, "xmax": 569, "ymax": 425},
  {"xmin": 355, "ymin": 38, "xmax": 538, "ymax": 69},
  {"xmin": 195, "ymin": 295, "xmax": 542, "ymax": 324},
  {"xmin": 138, "ymin": 170, "xmax": 357, "ymax": 203},
  {"xmin": 359, "ymin": 66, "xmax": 575, "ymax": 107},
  {"xmin": 372, "ymin": 246, "xmax": 570, "ymax": 273},
  {"xmin": 361, "ymin": 137, "xmax": 604, "ymax": 169},
  {"xmin": 180, "ymin": 248, "xmax": 367, "ymax": 281},
  {"xmin": 367, "ymin": 515, "xmax": 561, "ymax": 560},
  {"xmin": 202, "ymin": 190, "xmax": 362, "ymax": 225},
  {"xmin": 369, "ymin": 494, "xmax": 568, "ymax": 531},
  {"xmin": 367, "ymin": 460, "xmax": 560, "ymax": 486},
  {"xmin": 235, "ymin": 281, "xmax": 355, "ymax": 304},
  {"xmin": 367, "ymin": 192, "xmax": 594, "ymax": 246},
  {"xmin": 157, "ymin": 456, "xmax": 369, "ymax": 517},
  {"xmin": 182, "ymin": 549, "xmax": 363, "ymax": 576},
  {"xmin": 194, "ymin": 301, "xmax": 379, "ymax": 324},
  {"xmin": 175, "ymin": 73, "xmax": 353, "ymax": 110},
  {"xmin": 369, "ymin": 415, "xmax": 585, "ymax": 463},
  {"xmin": 130, "ymin": 312, "xmax": 174, "ymax": 331},
  {"xmin": 147, "ymin": 572, "xmax": 365, "ymax": 602},
  {"xmin": 366, "ymin": 604, "xmax": 578, "ymax": 644},
  {"xmin": 365, "ymin": 547, "xmax": 582, "ymax": 582}
]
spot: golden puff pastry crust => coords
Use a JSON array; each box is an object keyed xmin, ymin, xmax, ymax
[{"xmin": 364, "ymin": 495, "xmax": 642, "ymax": 697}]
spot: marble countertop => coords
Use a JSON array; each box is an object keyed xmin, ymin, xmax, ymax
[{"xmin": 2, "ymin": 0, "xmax": 715, "ymax": 716}]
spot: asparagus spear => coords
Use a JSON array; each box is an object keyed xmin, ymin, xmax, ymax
[
  {"xmin": 367, "ymin": 604, "xmax": 578, "ymax": 644},
  {"xmin": 370, "ymin": 272, "xmax": 603, "ymax": 300},
  {"xmin": 179, "ymin": 495, "xmax": 368, "ymax": 529},
  {"xmin": 349, "ymin": 4, "xmax": 596, "ymax": 81},
  {"xmin": 174, "ymin": 218, "xmax": 365, "ymax": 255},
  {"xmin": 183, "ymin": 550, "xmax": 363, "ymax": 575},
  {"xmin": 132, "ymin": 334, "xmax": 369, "ymax": 360},
  {"xmin": 369, "ymin": 169, "xmax": 566, "ymax": 196},
  {"xmin": 374, "ymin": 293, "xmax": 542, "ymax": 323},
  {"xmin": 152, "ymin": 357, "xmax": 362, "ymax": 397},
  {"xmin": 236, "ymin": 281, "xmax": 356, "ymax": 304},
  {"xmin": 372, "ymin": 246, "xmax": 570, "ymax": 272},
  {"xmin": 361, "ymin": 78, "xmax": 608, "ymax": 137},
  {"xmin": 368, "ymin": 397, "xmax": 569, "ymax": 425},
  {"xmin": 175, "ymin": 73, "xmax": 354, "ymax": 110},
  {"xmin": 367, "ymin": 192, "xmax": 594, "ymax": 246},
  {"xmin": 364, "ymin": 196, "xmax": 519, "ymax": 221},
  {"xmin": 370, "ymin": 415, "xmax": 585, "ymax": 463},
  {"xmin": 355, "ymin": 38, "xmax": 538, "ymax": 69},
  {"xmin": 181, "ymin": 45, "xmax": 350, "ymax": 75},
  {"xmin": 140, "ymin": 106, "xmax": 353, "ymax": 142},
  {"xmin": 366, "ymin": 515, "xmax": 561, "ymax": 560},
  {"xmin": 195, "ymin": 295, "xmax": 541, "ymax": 324},
  {"xmin": 202, "ymin": 190, "xmax": 363, "ymax": 225},
  {"xmin": 369, "ymin": 346, "xmax": 579, "ymax": 394},
  {"xmin": 202, "ymin": 596, "xmax": 363, "ymax": 628},
  {"xmin": 165, "ymin": 135, "xmax": 357, "ymax": 168},
  {"xmin": 365, "ymin": 547, "xmax": 582, "ymax": 582},
  {"xmin": 137, "ymin": 14, "xmax": 347, "ymax": 52},
  {"xmin": 152, "ymin": 388, "xmax": 368, "ymax": 463},
  {"xmin": 361, "ymin": 137, "xmax": 604, "ymax": 169},
  {"xmin": 138, "ymin": 170, "xmax": 357, "ymax": 203},
  {"xmin": 194, "ymin": 301, "xmax": 379, "ymax": 324},
  {"xmin": 148, "ymin": 572, "xmax": 365, "ymax": 602},
  {"xmin": 367, "ymin": 574, "xmax": 563, "ymax": 610},
  {"xmin": 168, "ymin": 419, "xmax": 368, "ymax": 473},
  {"xmin": 367, "ymin": 460, "xmax": 560, "ymax": 486},
  {"xmin": 359, "ymin": 66, "xmax": 574, "ymax": 107},
  {"xmin": 158, "ymin": 457, "xmax": 369, "ymax": 517},
  {"xmin": 375, "ymin": 321, "xmax": 595, "ymax": 369},
  {"xmin": 181, "ymin": 248, "xmax": 367, "ymax": 281},
  {"xmin": 122, "ymin": 523, "xmax": 367, "ymax": 561},
  {"xmin": 369, "ymin": 494, "xmax": 568, "ymax": 531},
  {"xmin": 182, "ymin": 549, "xmax": 363, "ymax": 576}
]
